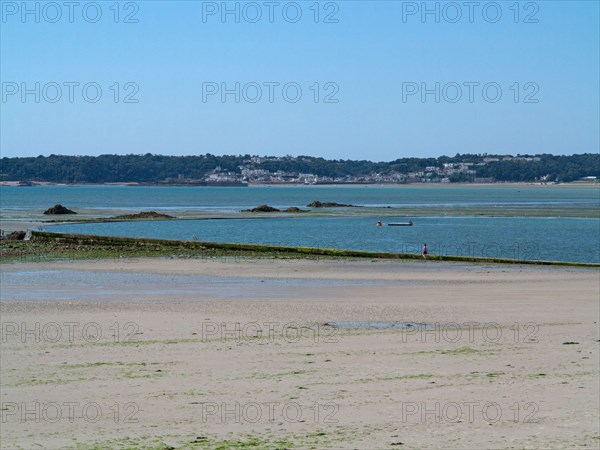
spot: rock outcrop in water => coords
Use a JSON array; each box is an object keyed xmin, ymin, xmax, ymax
[
  {"xmin": 43, "ymin": 204, "xmax": 77, "ymax": 215},
  {"xmin": 245, "ymin": 204, "xmax": 281, "ymax": 213},
  {"xmin": 244, "ymin": 205, "xmax": 309, "ymax": 213},
  {"xmin": 307, "ymin": 201, "xmax": 358, "ymax": 208},
  {"xmin": 112, "ymin": 211, "xmax": 174, "ymax": 220}
]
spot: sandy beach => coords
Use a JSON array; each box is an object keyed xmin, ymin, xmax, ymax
[{"xmin": 1, "ymin": 258, "xmax": 598, "ymax": 449}]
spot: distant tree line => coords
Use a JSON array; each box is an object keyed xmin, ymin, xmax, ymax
[
  {"xmin": 472, "ymin": 154, "xmax": 599, "ymax": 182},
  {"xmin": 0, "ymin": 153, "xmax": 598, "ymax": 183}
]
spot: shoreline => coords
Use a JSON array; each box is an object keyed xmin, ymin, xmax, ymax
[{"xmin": 2, "ymin": 181, "xmax": 599, "ymax": 188}]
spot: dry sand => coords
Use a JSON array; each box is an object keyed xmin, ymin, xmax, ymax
[{"xmin": 1, "ymin": 258, "xmax": 598, "ymax": 449}]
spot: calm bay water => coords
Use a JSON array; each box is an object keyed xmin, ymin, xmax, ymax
[
  {"xmin": 2, "ymin": 185, "xmax": 599, "ymax": 263},
  {"xmin": 2, "ymin": 184, "xmax": 599, "ymax": 211}
]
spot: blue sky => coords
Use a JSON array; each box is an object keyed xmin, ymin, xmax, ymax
[{"xmin": 1, "ymin": 0, "xmax": 598, "ymax": 160}]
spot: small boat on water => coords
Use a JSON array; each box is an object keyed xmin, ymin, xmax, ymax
[{"xmin": 388, "ymin": 220, "xmax": 413, "ymax": 227}]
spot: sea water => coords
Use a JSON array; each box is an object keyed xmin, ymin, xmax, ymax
[{"xmin": 3, "ymin": 185, "xmax": 599, "ymax": 263}]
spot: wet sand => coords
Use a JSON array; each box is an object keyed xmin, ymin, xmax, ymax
[{"xmin": 1, "ymin": 258, "xmax": 598, "ymax": 449}]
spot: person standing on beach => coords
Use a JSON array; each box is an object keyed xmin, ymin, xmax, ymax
[{"xmin": 422, "ymin": 243, "xmax": 428, "ymax": 259}]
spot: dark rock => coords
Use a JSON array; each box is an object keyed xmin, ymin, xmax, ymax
[
  {"xmin": 112, "ymin": 211, "xmax": 174, "ymax": 220},
  {"xmin": 3, "ymin": 231, "xmax": 26, "ymax": 241},
  {"xmin": 244, "ymin": 204, "xmax": 280, "ymax": 213},
  {"xmin": 307, "ymin": 200, "xmax": 358, "ymax": 208},
  {"xmin": 562, "ymin": 342, "xmax": 580, "ymax": 345},
  {"xmin": 43, "ymin": 204, "xmax": 77, "ymax": 215}
]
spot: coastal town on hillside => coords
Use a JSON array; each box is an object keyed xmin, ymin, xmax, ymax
[
  {"xmin": 2, "ymin": 153, "xmax": 597, "ymax": 186},
  {"xmin": 200, "ymin": 155, "xmax": 545, "ymax": 185}
]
